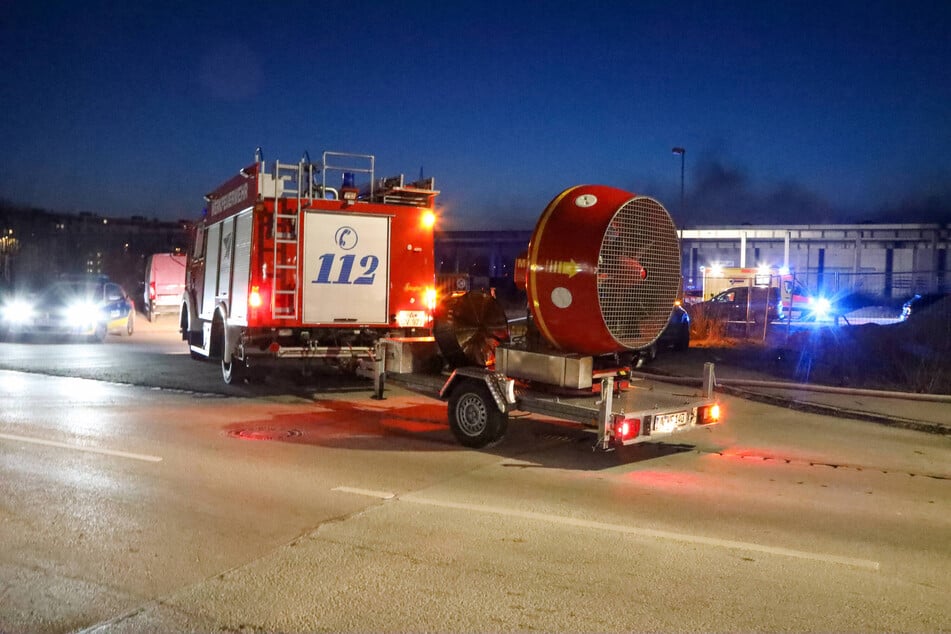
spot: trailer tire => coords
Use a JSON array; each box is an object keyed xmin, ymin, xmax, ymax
[{"xmin": 447, "ymin": 383, "xmax": 508, "ymax": 448}]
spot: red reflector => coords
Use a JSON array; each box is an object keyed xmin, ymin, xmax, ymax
[{"xmin": 268, "ymin": 342, "xmax": 281, "ymax": 353}]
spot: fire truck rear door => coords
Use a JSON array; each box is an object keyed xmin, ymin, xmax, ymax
[{"xmin": 301, "ymin": 212, "xmax": 390, "ymax": 325}]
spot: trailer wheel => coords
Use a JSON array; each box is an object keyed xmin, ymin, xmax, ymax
[{"xmin": 447, "ymin": 383, "xmax": 508, "ymax": 448}]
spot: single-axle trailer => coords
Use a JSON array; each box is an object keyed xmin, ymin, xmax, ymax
[{"xmin": 370, "ymin": 337, "xmax": 720, "ymax": 450}]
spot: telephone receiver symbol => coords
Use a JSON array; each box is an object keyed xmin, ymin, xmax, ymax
[{"xmin": 338, "ymin": 229, "xmax": 352, "ymax": 248}]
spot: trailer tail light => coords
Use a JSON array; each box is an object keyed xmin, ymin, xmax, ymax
[
  {"xmin": 249, "ymin": 285, "xmax": 263, "ymax": 308},
  {"xmin": 698, "ymin": 403, "xmax": 721, "ymax": 425},
  {"xmin": 614, "ymin": 417, "xmax": 641, "ymax": 443}
]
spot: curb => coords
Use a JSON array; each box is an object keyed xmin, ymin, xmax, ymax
[{"xmin": 715, "ymin": 384, "xmax": 951, "ymax": 436}]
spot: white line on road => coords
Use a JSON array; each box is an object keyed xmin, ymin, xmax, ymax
[
  {"xmin": 332, "ymin": 486, "xmax": 880, "ymax": 571},
  {"xmin": 331, "ymin": 486, "xmax": 396, "ymax": 499},
  {"xmin": 0, "ymin": 432, "xmax": 163, "ymax": 463}
]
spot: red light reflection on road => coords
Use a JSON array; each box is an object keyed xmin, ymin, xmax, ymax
[
  {"xmin": 221, "ymin": 397, "xmax": 450, "ymax": 449},
  {"xmin": 622, "ymin": 470, "xmax": 705, "ymax": 491}
]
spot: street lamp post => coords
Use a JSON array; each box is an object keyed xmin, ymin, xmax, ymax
[
  {"xmin": 671, "ymin": 147, "xmax": 687, "ymax": 275},
  {"xmin": 671, "ymin": 147, "xmax": 685, "ymax": 215}
]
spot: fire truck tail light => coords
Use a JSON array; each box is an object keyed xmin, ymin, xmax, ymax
[
  {"xmin": 699, "ymin": 403, "xmax": 721, "ymax": 424},
  {"xmin": 424, "ymin": 287, "xmax": 437, "ymax": 311},
  {"xmin": 421, "ymin": 210, "xmax": 436, "ymax": 229},
  {"xmin": 249, "ymin": 286, "xmax": 263, "ymax": 308}
]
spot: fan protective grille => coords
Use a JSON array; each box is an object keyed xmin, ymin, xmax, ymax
[{"xmin": 597, "ymin": 197, "xmax": 681, "ymax": 349}]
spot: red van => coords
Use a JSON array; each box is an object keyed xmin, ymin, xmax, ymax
[{"xmin": 143, "ymin": 253, "xmax": 186, "ymax": 321}]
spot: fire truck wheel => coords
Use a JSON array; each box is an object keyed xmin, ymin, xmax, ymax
[
  {"xmin": 221, "ymin": 358, "xmax": 248, "ymax": 384},
  {"xmin": 447, "ymin": 383, "xmax": 508, "ymax": 448}
]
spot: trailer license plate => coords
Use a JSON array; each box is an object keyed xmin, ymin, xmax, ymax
[{"xmin": 654, "ymin": 411, "xmax": 687, "ymax": 433}]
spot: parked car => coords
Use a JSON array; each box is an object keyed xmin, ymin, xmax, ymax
[
  {"xmin": 634, "ymin": 303, "xmax": 690, "ymax": 366},
  {"xmin": 0, "ymin": 276, "xmax": 134, "ymax": 342},
  {"xmin": 143, "ymin": 253, "xmax": 186, "ymax": 321},
  {"xmin": 701, "ymin": 285, "xmax": 782, "ymax": 324},
  {"xmin": 900, "ymin": 293, "xmax": 949, "ymax": 321},
  {"xmin": 657, "ymin": 303, "xmax": 691, "ymax": 350}
]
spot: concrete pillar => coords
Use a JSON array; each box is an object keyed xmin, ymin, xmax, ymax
[{"xmin": 784, "ymin": 231, "xmax": 790, "ymax": 269}]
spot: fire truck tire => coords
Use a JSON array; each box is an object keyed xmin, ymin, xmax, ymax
[
  {"xmin": 221, "ymin": 358, "xmax": 248, "ymax": 384},
  {"xmin": 447, "ymin": 383, "xmax": 508, "ymax": 448}
]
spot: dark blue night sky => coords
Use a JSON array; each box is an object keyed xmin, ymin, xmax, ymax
[{"xmin": 2, "ymin": 0, "xmax": 949, "ymax": 229}]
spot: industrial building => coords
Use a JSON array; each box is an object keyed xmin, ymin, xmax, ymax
[{"xmin": 436, "ymin": 222, "xmax": 949, "ymax": 300}]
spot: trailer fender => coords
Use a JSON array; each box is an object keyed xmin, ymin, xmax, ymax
[{"xmin": 439, "ymin": 367, "xmax": 517, "ymax": 414}]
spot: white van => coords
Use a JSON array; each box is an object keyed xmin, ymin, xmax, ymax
[{"xmin": 143, "ymin": 253, "xmax": 186, "ymax": 321}]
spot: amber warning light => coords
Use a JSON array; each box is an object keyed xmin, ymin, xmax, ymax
[{"xmin": 699, "ymin": 403, "xmax": 721, "ymax": 424}]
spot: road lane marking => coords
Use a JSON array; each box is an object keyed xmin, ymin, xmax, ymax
[
  {"xmin": 402, "ymin": 495, "xmax": 880, "ymax": 571},
  {"xmin": 332, "ymin": 486, "xmax": 396, "ymax": 499},
  {"xmin": 0, "ymin": 432, "xmax": 163, "ymax": 463},
  {"xmin": 333, "ymin": 486, "xmax": 879, "ymax": 571}
]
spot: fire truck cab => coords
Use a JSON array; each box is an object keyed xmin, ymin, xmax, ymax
[{"xmin": 181, "ymin": 150, "xmax": 439, "ymax": 383}]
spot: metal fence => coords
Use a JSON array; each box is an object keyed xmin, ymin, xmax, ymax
[{"xmin": 799, "ymin": 269, "xmax": 947, "ymax": 301}]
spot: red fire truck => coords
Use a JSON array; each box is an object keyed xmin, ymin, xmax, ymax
[{"xmin": 180, "ymin": 150, "xmax": 439, "ymax": 383}]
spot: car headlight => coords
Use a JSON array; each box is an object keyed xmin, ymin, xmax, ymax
[
  {"xmin": 69, "ymin": 301, "xmax": 102, "ymax": 324},
  {"xmin": 1, "ymin": 299, "xmax": 35, "ymax": 324},
  {"xmin": 811, "ymin": 297, "xmax": 832, "ymax": 319}
]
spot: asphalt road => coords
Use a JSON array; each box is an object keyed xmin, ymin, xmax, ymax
[{"xmin": 1, "ymin": 317, "xmax": 949, "ymax": 632}]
